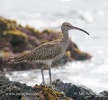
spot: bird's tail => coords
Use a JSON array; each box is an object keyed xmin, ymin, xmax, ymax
[
  {"xmin": 8, "ymin": 58, "xmax": 21, "ymax": 64},
  {"xmin": 8, "ymin": 53, "xmax": 28, "ymax": 64}
]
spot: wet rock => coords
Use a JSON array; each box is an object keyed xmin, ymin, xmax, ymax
[
  {"xmin": 0, "ymin": 17, "xmax": 8, "ymax": 32},
  {"xmin": 100, "ymin": 91, "xmax": 108, "ymax": 97},
  {"xmin": 39, "ymin": 29, "xmax": 61, "ymax": 41},
  {"xmin": 28, "ymin": 35, "xmax": 41, "ymax": 48},
  {"xmin": 0, "ymin": 75, "xmax": 36, "ymax": 100},
  {"xmin": 53, "ymin": 79, "xmax": 108, "ymax": 100},
  {"xmin": 0, "ymin": 75, "xmax": 108, "ymax": 100},
  {"xmin": 0, "ymin": 75, "xmax": 72, "ymax": 100}
]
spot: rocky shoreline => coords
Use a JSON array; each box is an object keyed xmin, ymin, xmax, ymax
[
  {"xmin": 0, "ymin": 75, "xmax": 108, "ymax": 100},
  {"xmin": 0, "ymin": 17, "xmax": 91, "ymax": 72}
]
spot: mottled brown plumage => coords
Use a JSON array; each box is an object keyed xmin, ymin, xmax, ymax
[
  {"xmin": 8, "ymin": 22, "xmax": 89, "ymax": 88},
  {"xmin": 9, "ymin": 40, "xmax": 62, "ymax": 63}
]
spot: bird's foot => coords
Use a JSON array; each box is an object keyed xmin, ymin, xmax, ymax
[
  {"xmin": 41, "ymin": 83, "xmax": 59, "ymax": 91},
  {"xmin": 41, "ymin": 81, "xmax": 46, "ymax": 85},
  {"xmin": 48, "ymin": 86, "xmax": 59, "ymax": 92}
]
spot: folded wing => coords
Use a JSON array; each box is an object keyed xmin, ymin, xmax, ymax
[{"xmin": 9, "ymin": 42, "xmax": 62, "ymax": 64}]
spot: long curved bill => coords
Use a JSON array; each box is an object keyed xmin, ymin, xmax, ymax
[{"xmin": 72, "ymin": 26, "xmax": 89, "ymax": 35}]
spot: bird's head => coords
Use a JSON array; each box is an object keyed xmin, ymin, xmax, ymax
[{"xmin": 61, "ymin": 22, "xmax": 89, "ymax": 35}]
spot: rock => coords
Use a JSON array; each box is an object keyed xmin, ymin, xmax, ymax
[
  {"xmin": 0, "ymin": 75, "xmax": 108, "ymax": 100},
  {"xmin": 0, "ymin": 75, "xmax": 71, "ymax": 100},
  {"xmin": 0, "ymin": 75, "xmax": 36, "ymax": 100},
  {"xmin": 33, "ymin": 85, "xmax": 71, "ymax": 100},
  {"xmin": 100, "ymin": 91, "xmax": 108, "ymax": 96},
  {"xmin": 52, "ymin": 79, "xmax": 108, "ymax": 100},
  {"xmin": 67, "ymin": 41, "xmax": 92, "ymax": 61}
]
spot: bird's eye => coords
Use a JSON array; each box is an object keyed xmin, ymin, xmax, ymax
[{"xmin": 67, "ymin": 25, "xmax": 71, "ymax": 27}]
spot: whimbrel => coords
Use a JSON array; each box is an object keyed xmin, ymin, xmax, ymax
[{"xmin": 9, "ymin": 22, "xmax": 89, "ymax": 88}]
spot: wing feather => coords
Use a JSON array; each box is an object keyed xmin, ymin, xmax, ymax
[{"xmin": 9, "ymin": 41, "xmax": 62, "ymax": 64}]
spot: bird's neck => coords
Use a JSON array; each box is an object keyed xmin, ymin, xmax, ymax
[{"xmin": 61, "ymin": 30, "xmax": 70, "ymax": 46}]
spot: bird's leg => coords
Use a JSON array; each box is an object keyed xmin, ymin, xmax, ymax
[
  {"xmin": 48, "ymin": 63, "xmax": 52, "ymax": 88},
  {"xmin": 41, "ymin": 64, "xmax": 45, "ymax": 84}
]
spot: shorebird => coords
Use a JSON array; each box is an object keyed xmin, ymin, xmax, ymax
[{"xmin": 9, "ymin": 22, "xmax": 89, "ymax": 88}]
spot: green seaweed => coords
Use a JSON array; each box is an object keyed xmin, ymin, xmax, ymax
[{"xmin": 4, "ymin": 30, "xmax": 27, "ymax": 39}]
